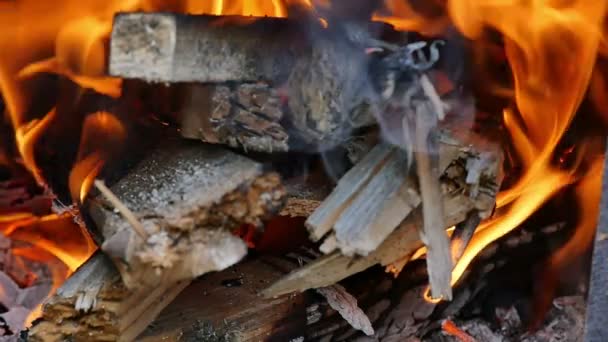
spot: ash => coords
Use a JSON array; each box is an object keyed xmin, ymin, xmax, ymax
[{"xmin": 427, "ymin": 295, "xmax": 585, "ymax": 342}]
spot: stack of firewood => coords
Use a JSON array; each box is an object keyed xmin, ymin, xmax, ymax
[{"xmin": 28, "ymin": 11, "xmax": 503, "ymax": 342}]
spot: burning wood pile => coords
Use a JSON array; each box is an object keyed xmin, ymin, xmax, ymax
[
  {"xmin": 20, "ymin": 9, "xmax": 502, "ymax": 340},
  {"xmin": 0, "ymin": 0, "xmax": 606, "ymax": 341}
]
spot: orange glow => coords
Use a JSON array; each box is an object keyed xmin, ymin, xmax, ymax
[
  {"xmin": 0, "ymin": 213, "xmax": 96, "ymax": 329},
  {"xmin": 18, "ymin": 58, "xmax": 122, "ymax": 98},
  {"xmin": 2, "ymin": 214, "xmax": 95, "ymax": 272},
  {"xmin": 398, "ymin": 0, "xmax": 607, "ymax": 299},
  {"xmin": 441, "ymin": 319, "xmax": 477, "ymax": 342},
  {"xmin": 14, "ymin": 108, "xmax": 57, "ymax": 185}
]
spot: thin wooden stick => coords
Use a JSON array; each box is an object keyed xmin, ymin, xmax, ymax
[
  {"xmin": 412, "ymin": 76, "xmax": 452, "ymax": 300},
  {"xmin": 94, "ymin": 179, "xmax": 149, "ymax": 240}
]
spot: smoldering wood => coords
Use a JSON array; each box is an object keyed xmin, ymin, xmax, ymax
[
  {"xmin": 88, "ymin": 140, "xmax": 286, "ymax": 289},
  {"xmin": 177, "ymin": 78, "xmax": 377, "ymax": 152},
  {"xmin": 28, "ymin": 253, "xmax": 190, "ymax": 342},
  {"xmin": 111, "ymin": 13, "xmax": 399, "ymax": 151},
  {"xmin": 263, "ymin": 131, "xmax": 503, "ymax": 297},
  {"xmin": 312, "ymin": 222, "xmax": 576, "ymax": 341}
]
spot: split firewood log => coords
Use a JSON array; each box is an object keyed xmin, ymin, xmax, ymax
[
  {"xmin": 87, "ymin": 139, "xmax": 286, "ymax": 289},
  {"xmin": 28, "ymin": 253, "xmax": 190, "ymax": 342},
  {"xmin": 263, "ymin": 130, "xmax": 503, "ymax": 298}
]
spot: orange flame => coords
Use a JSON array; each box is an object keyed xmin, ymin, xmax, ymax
[
  {"xmin": 69, "ymin": 112, "xmax": 126, "ymax": 203},
  {"xmin": 373, "ymin": 0, "xmax": 449, "ymax": 36},
  {"xmin": 549, "ymin": 157, "xmax": 604, "ymax": 271},
  {"xmin": 447, "ymin": 0, "xmax": 606, "ymax": 288}
]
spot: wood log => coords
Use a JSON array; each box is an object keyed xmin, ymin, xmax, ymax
[
  {"xmin": 139, "ymin": 251, "xmax": 399, "ymax": 342},
  {"xmin": 28, "ymin": 253, "xmax": 190, "ymax": 342},
  {"xmin": 88, "ymin": 139, "xmax": 286, "ymax": 289},
  {"xmin": 263, "ymin": 131, "xmax": 503, "ymax": 297},
  {"xmin": 320, "ymin": 145, "xmax": 421, "ymax": 256},
  {"xmin": 137, "ymin": 255, "xmax": 321, "ymax": 342}
]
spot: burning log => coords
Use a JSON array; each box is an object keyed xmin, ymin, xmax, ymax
[
  {"xmin": 109, "ymin": 13, "xmax": 435, "ymax": 152},
  {"xmin": 28, "ymin": 253, "xmax": 189, "ymax": 342},
  {"xmin": 263, "ymin": 131, "xmax": 503, "ymax": 297},
  {"xmin": 88, "ymin": 140, "xmax": 286, "ymax": 289}
]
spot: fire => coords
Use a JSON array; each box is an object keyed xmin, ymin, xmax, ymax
[
  {"xmin": 69, "ymin": 112, "xmax": 126, "ymax": 203},
  {"xmin": 447, "ymin": 0, "xmax": 606, "ymax": 289},
  {"xmin": 373, "ymin": 0, "xmax": 449, "ymax": 36},
  {"xmin": 0, "ymin": 0, "xmax": 606, "ymax": 332}
]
